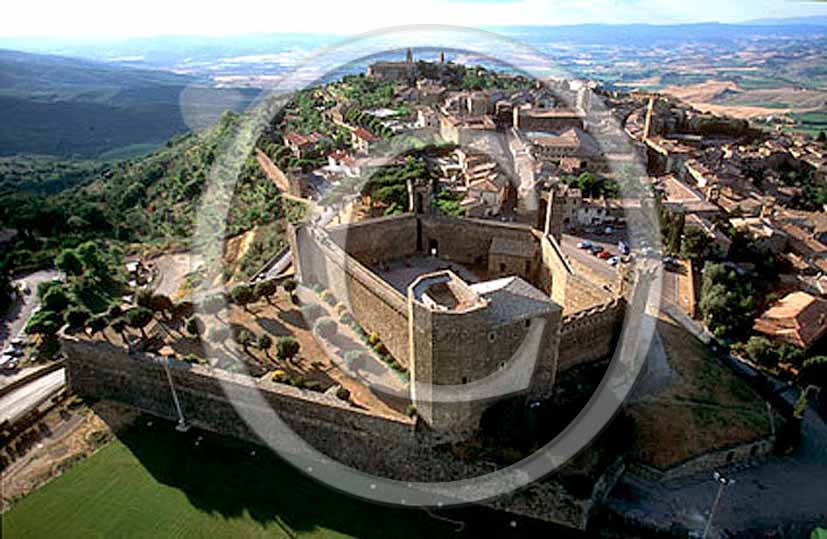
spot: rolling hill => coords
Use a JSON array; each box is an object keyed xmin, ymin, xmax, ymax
[{"xmin": 0, "ymin": 49, "xmax": 260, "ymax": 158}]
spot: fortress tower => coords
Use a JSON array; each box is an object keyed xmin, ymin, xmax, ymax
[{"xmin": 407, "ymin": 270, "xmax": 561, "ymax": 438}]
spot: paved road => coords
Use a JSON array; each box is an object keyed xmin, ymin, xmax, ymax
[
  {"xmin": 561, "ymin": 233, "xmax": 619, "ymax": 283},
  {"xmin": 609, "ymin": 309, "xmax": 827, "ymax": 537},
  {"xmin": 0, "ymin": 368, "xmax": 65, "ymax": 425},
  {"xmin": 261, "ymin": 203, "xmax": 337, "ymax": 281},
  {"xmin": 608, "ymin": 404, "xmax": 827, "ymax": 538},
  {"xmin": 1, "ymin": 270, "xmax": 59, "ymax": 353}
]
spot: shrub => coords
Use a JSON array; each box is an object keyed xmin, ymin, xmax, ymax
[
  {"xmin": 236, "ymin": 329, "xmax": 255, "ymax": 349},
  {"xmin": 258, "ymin": 333, "xmax": 273, "ymax": 353},
  {"xmin": 314, "ymin": 318, "xmax": 337, "ymax": 340},
  {"xmin": 125, "ymin": 307, "xmax": 153, "ymax": 338},
  {"xmin": 304, "ymin": 380, "xmax": 322, "ymax": 391},
  {"xmin": 311, "ymin": 283, "xmax": 323, "ymax": 294},
  {"xmin": 254, "ymin": 280, "xmax": 279, "ymax": 303},
  {"xmin": 367, "ymin": 332, "xmax": 380, "ymax": 346},
  {"xmin": 64, "ymin": 307, "xmax": 91, "ymax": 332},
  {"xmin": 405, "ymin": 404, "xmax": 417, "ymax": 418},
  {"xmin": 373, "ymin": 342, "xmax": 388, "ymax": 356},
  {"xmin": 334, "ymin": 302, "xmax": 348, "ymax": 316},
  {"xmin": 134, "ymin": 288, "xmax": 153, "ymax": 308},
  {"xmin": 106, "ymin": 305, "xmax": 123, "ymax": 320},
  {"xmin": 276, "ymin": 336, "xmax": 300, "ymax": 360},
  {"xmin": 282, "ymin": 278, "xmax": 298, "ymax": 295},
  {"xmin": 745, "ymin": 336, "xmax": 778, "ymax": 367},
  {"xmin": 336, "ymin": 387, "xmax": 351, "ymax": 401},
  {"xmin": 230, "ymin": 284, "xmax": 255, "ymax": 310},
  {"xmin": 340, "ymin": 313, "xmax": 355, "ymax": 326},
  {"xmin": 321, "ymin": 290, "xmax": 337, "ymax": 306},
  {"xmin": 271, "ymin": 369, "xmax": 287, "ymax": 383}
]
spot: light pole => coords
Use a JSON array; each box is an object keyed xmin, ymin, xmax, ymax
[{"xmin": 702, "ymin": 471, "xmax": 735, "ymax": 539}]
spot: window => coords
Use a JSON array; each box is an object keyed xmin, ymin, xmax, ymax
[
  {"xmin": 461, "ymin": 377, "xmax": 468, "ymax": 385},
  {"xmin": 525, "ymin": 319, "xmax": 531, "ymax": 328},
  {"xmin": 499, "ymin": 263, "xmax": 506, "ymax": 273},
  {"xmin": 488, "ymin": 332, "xmax": 496, "ymax": 343}
]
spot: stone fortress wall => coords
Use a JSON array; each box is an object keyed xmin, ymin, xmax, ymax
[
  {"xmin": 558, "ymin": 300, "xmax": 625, "ymax": 371},
  {"xmin": 62, "ymin": 335, "xmax": 607, "ymax": 530},
  {"xmin": 291, "ymin": 212, "xmax": 624, "ymax": 375}
]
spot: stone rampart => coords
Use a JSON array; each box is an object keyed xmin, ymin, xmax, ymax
[
  {"xmin": 558, "ymin": 299, "xmax": 625, "ymax": 371},
  {"xmin": 61, "ymin": 335, "xmax": 613, "ymax": 530}
]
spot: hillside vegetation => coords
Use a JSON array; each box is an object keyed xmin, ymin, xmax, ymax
[
  {"xmin": 0, "ymin": 111, "xmax": 302, "ymax": 275},
  {"xmin": 0, "ymin": 49, "xmax": 259, "ymax": 158}
]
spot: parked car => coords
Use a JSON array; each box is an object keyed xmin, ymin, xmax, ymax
[
  {"xmin": 577, "ymin": 240, "xmax": 593, "ymax": 250},
  {"xmin": 618, "ymin": 241, "xmax": 630, "ymax": 255},
  {"xmin": 608, "ymin": 256, "xmax": 620, "ymax": 266},
  {"xmin": 591, "ymin": 245, "xmax": 604, "ymax": 255},
  {"xmin": 3, "ymin": 346, "xmax": 22, "ymax": 358},
  {"xmin": 597, "ymin": 250, "xmax": 612, "ymax": 260},
  {"xmin": 604, "ymin": 226, "xmax": 614, "ymax": 235},
  {"xmin": 0, "ymin": 354, "xmax": 18, "ymax": 371}
]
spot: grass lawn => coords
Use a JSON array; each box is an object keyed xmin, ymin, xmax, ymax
[
  {"xmin": 3, "ymin": 417, "xmax": 482, "ymax": 539},
  {"xmin": 625, "ymin": 315, "xmax": 773, "ymax": 470}
]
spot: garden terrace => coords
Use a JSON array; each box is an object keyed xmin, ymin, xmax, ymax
[{"xmin": 79, "ymin": 287, "xmax": 408, "ymax": 422}]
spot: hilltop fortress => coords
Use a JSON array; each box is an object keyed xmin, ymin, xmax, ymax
[{"xmin": 289, "ymin": 189, "xmax": 629, "ymax": 438}]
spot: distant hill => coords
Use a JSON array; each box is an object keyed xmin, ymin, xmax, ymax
[
  {"xmin": 0, "ymin": 49, "xmax": 260, "ymax": 158},
  {"xmin": 739, "ymin": 16, "xmax": 827, "ymax": 27}
]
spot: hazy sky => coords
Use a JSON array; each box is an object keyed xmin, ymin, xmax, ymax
[{"xmin": 3, "ymin": 0, "xmax": 827, "ymax": 38}]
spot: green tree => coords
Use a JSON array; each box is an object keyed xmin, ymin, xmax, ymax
[
  {"xmin": 88, "ymin": 314, "xmax": 109, "ymax": 337},
  {"xmin": 276, "ymin": 336, "xmax": 300, "ymax": 361},
  {"xmin": 55, "ymin": 249, "xmax": 84, "ymax": 277},
  {"xmin": 42, "ymin": 287, "xmax": 71, "ymax": 312},
  {"xmin": 236, "ymin": 329, "xmax": 255, "ymax": 352},
  {"xmin": 230, "ymin": 284, "xmax": 255, "ymax": 311},
  {"xmin": 795, "ymin": 356, "xmax": 827, "ymax": 418},
  {"xmin": 64, "ymin": 306, "xmax": 91, "ymax": 332},
  {"xmin": 149, "ymin": 294, "xmax": 174, "ymax": 319},
  {"xmin": 282, "ymin": 278, "xmax": 298, "ymax": 299},
  {"xmin": 125, "ymin": 307, "xmax": 153, "ymax": 340},
  {"xmin": 257, "ymin": 334, "xmax": 273, "ymax": 357},
  {"xmin": 744, "ymin": 336, "xmax": 777, "ymax": 367},
  {"xmin": 680, "ymin": 227, "xmax": 710, "ymax": 263},
  {"xmin": 818, "ymin": 130, "xmax": 826, "ymax": 143},
  {"xmin": 111, "ymin": 317, "xmax": 129, "ymax": 345},
  {"xmin": 254, "ymin": 279, "xmax": 279, "ymax": 305}
]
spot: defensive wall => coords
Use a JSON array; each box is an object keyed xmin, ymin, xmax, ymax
[
  {"xmin": 61, "ymin": 334, "xmax": 617, "ymax": 530},
  {"xmin": 290, "ymin": 212, "xmax": 625, "ymax": 374},
  {"xmin": 558, "ymin": 299, "xmax": 625, "ymax": 371}
]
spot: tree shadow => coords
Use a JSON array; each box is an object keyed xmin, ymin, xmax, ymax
[
  {"xmin": 102, "ymin": 413, "xmax": 569, "ymax": 539},
  {"xmin": 256, "ymin": 317, "xmax": 292, "ymax": 338},
  {"xmin": 276, "ymin": 308, "xmax": 308, "ymax": 330}
]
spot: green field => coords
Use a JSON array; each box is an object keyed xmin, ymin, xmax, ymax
[{"xmin": 3, "ymin": 417, "xmax": 562, "ymax": 539}]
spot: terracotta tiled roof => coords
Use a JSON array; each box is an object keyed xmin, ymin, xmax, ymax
[{"xmin": 753, "ymin": 291, "xmax": 827, "ymax": 349}]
